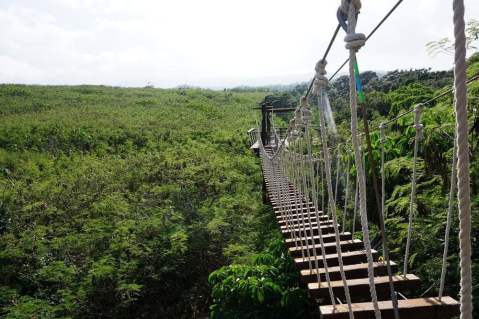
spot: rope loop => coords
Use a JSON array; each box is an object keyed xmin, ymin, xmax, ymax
[
  {"xmin": 345, "ymin": 33, "xmax": 366, "ymax": 51},
  {"xmin": 315, "ymin": 59, "xmax": 328, "ymax": 76},
  {"xmin": 379, "ymin": 123, "xmax": 386, "ymax": 144},
  {"xmin": 340, "ymin": 0, "xmax": 362, "ymax": 14},
  {"xmin": 341, "ymin": 0, "xmax": 365, "ymax": 51},
  {"xmin": 294, "ymin": 107, "xmax": 303, "ymax": 129},
  {"xmin": 313, "ymin": 60, "xmax": 329, "ymax": 95},
  {"xmin": 414, "ymin": 104, "xmax": 424, "ymax": 140},
  {"xmin": 300, "ymin": 95, "xmax": 308, "ymax": 107},
  {"xmin": 338, "ymin": 0, "xmax": 362, "ymax": 32},
  {"xmin": 300, "ymin": 96, "xmax": 312, "ymax": 126}
]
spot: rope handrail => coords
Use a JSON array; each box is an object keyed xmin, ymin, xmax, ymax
[
  {"xmin": 343, "ymin": 1, "xmax": 381, "ymax": 317},
  {"xmin": 251, "ymin": 1, "xmax": 472, "ymax": 317}
]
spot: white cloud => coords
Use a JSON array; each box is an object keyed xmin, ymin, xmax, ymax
[{"xmin": 0, "ymin": 0, "xmax": 478, "ymax": 88}]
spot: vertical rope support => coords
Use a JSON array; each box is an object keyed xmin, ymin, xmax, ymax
[
  {"xmin": 321, "ymin": 154, "xmax": 326, "ymax": 215},
  {"xmin": 312, "ymin": 129, "xmax": 337, "ymax": 307},
  {"xmin": 352, "ymin": 173, "xmax": 358, "ymax": 234},
  {"xmin": 439, "ymin": 138, "xmax": 457, "ymax": 300},
  {"xmin": 305, "ymin": 130, "xmax": 327, "ymax": 286},
  {"xmin": 342, "ymin": 157, "xmax": 351, "ymax": 231},
  {"xmin": 300, "ymin": 127, "xmax": 321, "ymax": 278},
  {"xmin": 286, "ymin": 149, "xmax": 305, "ymax": 253},
  {"xmin": 318, "ymin": 87, "xmax": 354, "ymax": 319},
  {"xmin": 403, "ymin": 104, "xmax": 423, "ymax": 275},
  {"xmin": 291, "ymin": 150, "xmax": 310, "ymax": 255},
  {"xmin": 301, "ymin": 105, "xmax": 325, "ymax": 283},
  {"xmin": 452, "ymin": 1, "xmax": 472, "ymax": 317},
  {"xmin": 280, "ymin": 151, "xmax": 301, "ymax": 254},
  {"xmin": 335, "ymin": 150, "xmax": 341, "ymax": 205},
  {"xmin": 295, "ymin": 139, "xmax": 314, "ymax": 273},
  {"xmin": 344, "ymin": 1, "xmax": 380, "ymax": 317},
  {"xmin": 304, "ymin": 127, "xmax": 335, "ymax": 292},
  {"xmin": 380, "ymin": 123, "xmax": 400, "ymax": 319}
]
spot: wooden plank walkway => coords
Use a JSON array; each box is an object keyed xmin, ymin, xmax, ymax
[{"xmin": 260, "ymin": 146, "xmax": 460, "ymax": 319}]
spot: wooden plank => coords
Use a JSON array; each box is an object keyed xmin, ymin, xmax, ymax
[
  {"xmin": 320, "ymin": 297, "xmax": 460, "ymax": 319},
  {"xmin": 265, "ymin": 185, "xmax": 295, "ymax": 190},
  {"xmin": 285, "ymin": 232, "xmax": 353, "ymax": 247},
  {"xmin": 276, "ymin": 213, "xmax": 322, "ymax": 222},
  {"xmin": 281, "ymin": 224, "xmax": 335, "ymax": 237},
  {"xmin": 269, "ymin": 193, "xmax": 302, "ymax": 197},
  {"xmin": 270, "ymin": 198, "xmax": 307, "ymax": 205},
  {"xmin": 264, "ymin": 180, "xmax": 291, "ymax": 184},
  {"xmin": 277, "ymin": 213, "xmax": 328, "ymax": 221},
  {"xmin": 274, "ymin": 206, "xmax": 317, "ymax": 214},
  {"xmin": 308, "ymin": 274, "xmax": 421, "ymax": 301},
  {"xmin": 280, "ymin": 220, "xmax": 332, "ymax": 230},
  {"xmin": 300, "ymin": 261, "xmax": 398, "ymax": 283},
  {"xmin": 260, "ymin": 161, "xmax": 460, "ymax": 319},
  {"xmin": 277, "ymin": 214, "xmax": 329, "ymax": 225},
  {"xmin": 288, "ymin": 239, "xmax": 363, "ymax": 258},
  {"xmin": 294, "ymin": 249, "xmax": 378, "ymax": 270},
  {"xmin": 272, "ymin": 202, "xmax": 314, "ymax": 209}
]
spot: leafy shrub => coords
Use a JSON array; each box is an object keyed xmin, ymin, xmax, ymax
[{"xmin": 209, "ymin": 239, "xmax": 308, "ymax": 319}]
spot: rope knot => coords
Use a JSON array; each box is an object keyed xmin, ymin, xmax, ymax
[
  {"xmin": 299, "ymin": 96, "xmax": 312, "ymax": 126},
  {"xmin": 379, "ymin": 123, "xmax": 386, "ymax": 144},
  {"xmin": 294, "ymin": 107, "xmax": 305, "ymax": 130},
  {"xmin": 302, "ymin": 107, "xmax": 312, "ymax": 126},
  {"xmin": 414, "ymin": 104, "xmax": 424, "ymax": 140},
  {"xmin": 289, "ymin": 129, "xmax": 298, "ymax": 142},
  {"xmin": 339, "ymin": 0, "xmax": 361, "ymax": 15},
  {"xmin": 315, "ymin": 59, "xmax": 327, "ymax": 75},
  {"xmin": 300, "ymin": 96, "xmax": 308, "ymax": 107},
  {"xmin": 313, "ymin": 60, "xmax": 329, "ymax": 95},
  {"xmin": 338, "ymin": 0, "xmax": 362, "ymax": 31},
  {"xmin": 339, "ymin": 0, "xmax": 365, "ymax": 51},
  {"xmin": 345, "ymin": 32, "xmax": 366, "ymax": 51}
]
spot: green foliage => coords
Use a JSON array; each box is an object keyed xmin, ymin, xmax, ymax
[
  {"xmin": 388, "ymin": 83, "xmax": 434, "ymax": 115},
  {"xmin": 208, "ymin": 239, "xmax": 308, "ymax": 319},
  {"xmin": 0, "ymin": 85, "xmax": 273, "ymax": 318},
  {"xmin": 330, "ymin": 60, "xmax": 479, "ymax": 318}
]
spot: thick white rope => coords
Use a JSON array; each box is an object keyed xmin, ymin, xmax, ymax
[
  {"xmin": 286, "ymin": 113, "xmax": 314, "ymax": 268},
  {"xmin": 403, "ymin": 104, "xmax": 423, "ymax": 275},
  {"xmin": 298, "ymin": 115, "xmax": 323, "ymax": 279},
  {"xmin": 294, "ymin": 111, "xmax": 336, "ymax": 299},
  {"xmin": 259, "ymin": 126, "xmax": 305, "ymax": 257},
  {"xmin": 379, "ymin": 123, "xmax": 400, "ymax": 319},
  {"xmin": 320, "ymin": 153, "xmax": 326, "ymax": 215},
  {"xmin": 439, "ymin": 138, "xmax": 457, "ymax": 300},
  {"xmin": 343, "ymin": 1, "xmax": 381, "ymax": 318},
  {"xmin": 290, "ymin": 102, "xmax": 310, "ymax": 258},
  {"xmin": 302, "ymin": 110, "xmax": 337, "ymax": 296},
  {"xmin": 452, "ymin": 1, "xmax": 472, "ymax": 317},
  {"xmin": 314, "ymin": 60, "xmax": 354, "ymax": 318},
  {"xmin": 335, "ymin": 151, "xmax": 341, "ymax": 206},
  {"xmin": 294, "ymin": 139, "xmax": 314, "ymax": 273},
  {"xmin": 342, "ymin": 157, "xmax": 351, "ymax": 231},
  {"xmin": 279, "ymin": 152, "xmax": 301, "ymax": 255},
  {"xmin": 284, "ymin": 150, "xmax": 306, "ymax": 254},
  {"xmin": 352, "ymin": 173, "xmax": 358, "ymax": 234}
]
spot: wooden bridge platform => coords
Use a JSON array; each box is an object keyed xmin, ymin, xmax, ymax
[{"xmin": 260, "ymin": 146, "xmax": 460, "ymax": 319}]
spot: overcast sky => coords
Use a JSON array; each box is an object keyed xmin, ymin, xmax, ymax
[{"xmin": 0, "ymin": 0, "xmax": 478, "ymax": 88}]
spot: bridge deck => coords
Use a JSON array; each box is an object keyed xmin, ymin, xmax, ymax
[{"xmin": 260, "ymin": 146, "xmax": 460, "ymax": 319}]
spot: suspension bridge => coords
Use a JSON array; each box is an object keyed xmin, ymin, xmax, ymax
[{"xmin": 247, "ymin": 0, "xmax": 473, "ymax": 318}]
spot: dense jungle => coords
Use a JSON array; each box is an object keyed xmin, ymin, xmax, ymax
[{"xmin": 0, "ymin": 54, "xmax": 478, "ymax": 318}]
